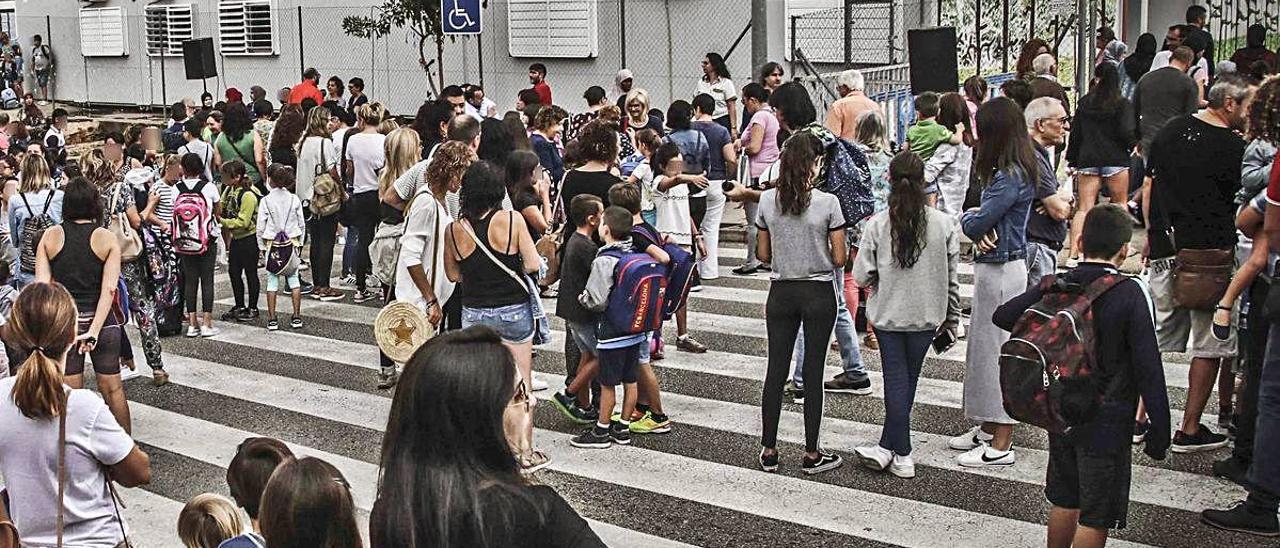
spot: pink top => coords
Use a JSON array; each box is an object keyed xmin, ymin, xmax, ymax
[{"xmin": 741, "ymin": 106, "xmax": 781, "ymax": 178}]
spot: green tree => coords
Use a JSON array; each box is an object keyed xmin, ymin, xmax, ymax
[{"xmin": 342, "ymin": 0, "xmax": 445, "ymax": 96}]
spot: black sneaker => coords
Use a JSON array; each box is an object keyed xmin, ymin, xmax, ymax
[
  {"xmin": 551, "ymin": 392, "xmax": 595, "ymax": 425},
  {"xmin": 237, "ymin": 308, "xmax": 260, "ymax": 322},
  {"xmin": 300, "ymin": 282, "xmax": 314, "ymax": 295},
  {"xmin": 784, "ymin": 381, "xmax": 804, "ymax": 404},
  {"xmin": 608, "ymin": 421, "xmax": 632, "ymax": 445},
  {"xmin": 1132, "ymin": 421, "xmax": 1149, "ymax": 445},
  {"xmin": 759, "ymin": 448, "xmax": 779, "ymax": 472},
  {"xmin": 732, "ymin": 263, "xmax": 764, "ymax": 275},
  {"xmin": 1201, "ymin": 501, "xmax": 1280, "ymax": 537},
  {"xmin": 220, "ymin": 306, "xmax": 243, "ymax": 322},
  {"xmin": 377, "ymin": 372, "xmax": 400, "ymax": 390},
  {"xmin": 266, "ymin": 318, "xmax": 280, "ymax": 331},
  {"xmin": 1212, "ymin": 456, "xmax": 1250, "ymax": 487},
  {"xmin": 823, "ymin": 373, "xmax": 873, "ymax": 395},
  {"xmin": 1171, "ymin": 424, "xmax": 1229, "ymax": 453},
  {"xmin": 570, "ymin": 426, "xmax": 612, "ymax": 449},
  {"xmin": 801, "ymin": 452, "xmax": 844, "ymax": 475}
]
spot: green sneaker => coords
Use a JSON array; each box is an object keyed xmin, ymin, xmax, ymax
[
  {"xmin": 551, "ymin": 392, "xmax": 595, "ymax": 425},
  {"xmin": 629, "ymin": 411, "xmax": 672, "ymax": 434}
]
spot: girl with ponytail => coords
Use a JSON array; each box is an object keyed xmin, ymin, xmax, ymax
[
  {"xmin": 851, "ymin": 151, "xmax": 961, "ymax": 479},
  {"xmin": 0, "ymin": 282, "xmax": 151, "ymax": 548}
]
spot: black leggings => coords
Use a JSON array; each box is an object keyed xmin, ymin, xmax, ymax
[
  {"xmin": 762, "ymin": 280, "xmax": 837, "ymax": 452},
  {"xmin": 309, "ymin": 213, "xmax": 339, "ymax": 288},
  {"xmin": 182, "ymin": 247, "xmax": 216, "ymax": 313},
  {"xmin": 351, "ymin": 190, "xmax": 379, "ymax": 292},
  {"xmin": 228, "ymin": 236, "xmax": 260, "ymax": 309}
]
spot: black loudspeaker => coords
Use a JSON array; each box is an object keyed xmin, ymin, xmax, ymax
[
  {"xmin": 182, "ymin": 38, "xmax": 217, "ymax": 80},
  {"xmin": 907, "ymin": 27, "xmax": 959, "ymax": 95}
]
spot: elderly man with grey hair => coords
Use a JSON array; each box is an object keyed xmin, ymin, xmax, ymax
[
  {"xmin": 1029, "ymin": 53, "xmax": 1072, "ymax": 116},
  {"xmin": 824, "ymin": 68, "xmax": 881, "ymax": 142},
  {"xmin": 1145, "ymin": 73, "xmax": 1256, "ymax": 454},
  {"xmin": 1022, "ymin": 97, "xmax": 1073, "ymax": 288}
]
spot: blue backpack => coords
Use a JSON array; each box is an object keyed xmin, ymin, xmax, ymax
[
  {"xmin": 601, "ymin": 249, "xmax": 668, "ymax": 335},
  {"xmin": 794, "ymin": 124, "xmax": 875, "ymax": 228},
  {"xmin": 633, "ymin": 224, "xmax": 696, "ymax": 319}
]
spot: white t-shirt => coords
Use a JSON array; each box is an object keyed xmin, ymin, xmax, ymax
[
  {"xmin": 296, "ymin": 136, "xmax": 338, "ymax": 202},
  {"xmin": 0, "ymin": 379, "xmax": 135, "ymax": 547},
  {"xmin": 177, "ymin": 139, "xmax": 214, "ymax": 182},
  {"xmin": 176, "ymin": 177, "xmax": 222, "ymax": 237},
  {"xmin": 694, "ymin": 77, "xmax": 738, "ymax": 119},
  {"xmin": 650, "ymin": 174, "xmax": 693, "ymax": 245},
  {"xmin": 344, "ymin": 132, "xmax": 386, "ymax": 194},
  {"xmin": 396, "ymin": 192, "xmax": 456, "ymax": 308},
  {"xmin": 1149, "ymin": 51, "xmax": 1210, "ymax": 84},
  {"xmin": 631, "ymin": 160, "xmax": 656, "ymax": 212},
  {"xmin": 44, "ymin": 126, "xmax": 65, "ymax": 149}
]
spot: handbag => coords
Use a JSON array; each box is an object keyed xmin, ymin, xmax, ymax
[
  {"xmin": 108, "ymin": 183, "xmax": 143, "ymax": 262},
  {"xmin": 535, "ymin": 227, "xmax": 564, "ymax": 287},
  {"xmin": 460, "ymin": 214, "xmax": 551, "ymax": 345},
  {"xmin": 1172, "ymin": 248, "xmax": 1234, "ymax": 311}
]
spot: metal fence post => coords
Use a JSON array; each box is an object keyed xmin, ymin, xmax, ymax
[
  {"xmin": 889, "ymin": 0, "xmax": 898, "ymax": 64},
  {"xmin": 975, "ymin": 0, "xmax": 982, "ymax": 75},
  {"xmin": 297, "ymin": 7, "xmax": 305, "ymax": 77},
  {"xmin": 790, "ymin": 15, "xmax": 797, "ymax": 59},
  {"xmin": 620, "ymin": 0, "xmax": 626, "ymax": 69},
  {"xmin": 1001, "ymin": 0, "xmax": 1008, "ymax": 73},
  {"xmin": 937, "ymin": 0, "xmax": 943, "ymax": 26},
  {"xmin": 843, "ymin": 0, "xmax": 852, "ymax": 68}
]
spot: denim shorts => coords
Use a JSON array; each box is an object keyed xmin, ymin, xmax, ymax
[
  {"xmin": 462, "ymin": 302, "xmax": 535, "ymax": 344},
  {"xmin": 567, "ymin": 320, "xmax": 599, "ymax": 355},
  {"xmin": 265, "ymin": 271, "xmax": 301, "ymax": 293},
  {"xmin": 1076, "ymin": 166, "xmax": 1128, "ymax": 177}
]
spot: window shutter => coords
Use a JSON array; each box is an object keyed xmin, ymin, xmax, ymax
[
  {"xmin": 79, "ymin": 7, "xmax": 128, "ymax": 57},
  {"xmin": 507, "ymin": 0, "xmax": 597, "ymax": 59},
  {"xmin": 219, "ymin": 0, "xmax": 276, "ymax": 56},
  {"xmin": 145, "ymin": 4, "xmax": 195, "ymax": 57}
]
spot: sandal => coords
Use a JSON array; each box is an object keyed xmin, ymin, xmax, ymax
[
  {"xmin": 862, "ymin": 332, "xmax": 879, "ymax": 351},
  {"xmin": 519, "ymin": 450, "xmax": 552, "ymax": 474}
]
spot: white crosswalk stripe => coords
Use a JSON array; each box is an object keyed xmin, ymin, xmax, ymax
[{"xmin": 104, "ymin": 243, "xmax": 1256, "ymax": 548}]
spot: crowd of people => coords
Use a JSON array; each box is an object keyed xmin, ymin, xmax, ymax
[{"xmin": 1, "ymin": 3, "xmax": 1280, "ymax": 545}]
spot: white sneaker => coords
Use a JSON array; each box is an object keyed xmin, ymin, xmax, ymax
[
  {"xmin": 299, "ymin": 260, "xmax": 310, "ymax": 271},
  {"xmin": 956, "ymin": 444, "xmax": 1015, "ymax": 467},
  {"xmin": 889, "ymin": 454, "xmax": 916, "ymax": 478},
  {"xmin": 531, "ymin": 377, "xmax": 549, "ymax": 391},
  {"xmin": 119, "ymin": 367, "xmax": 143, "ymax": 381},
  {"xmin": 854, "ymin": 445, "xmax": 893, "ymax": 471},
  {"xmin": 185, "ymin": 325, "xmax": 200, "ymax": 338},
  {"xmin": 948, "ymin": 425, "xmax": 994, "ymax": 451},
  {"xmin": 200, "ymin": 326, "xmax": 221, "ymax": 338}
]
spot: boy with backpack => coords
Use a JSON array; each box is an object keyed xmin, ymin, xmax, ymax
[
  {"xmin": 991, "ymin": 204, "xmax": 1170, "ymax": 546},
  {"xmin": 551, "ymin": 194, "xmax": 604, "ymax": 425},
  {"xmin": 569, "ymin": 206, "xmax": 657, "ymax": 449},
  {"xmin": 174, "ymin": 153, "xmax": 223, "ymax": 337},
  {"xmin": 257, "ymin": 164, "xmax": 306, "ymax": 331},
  {"xmin": 609, "ymin": 182, "xmax": 676, "ymax": 434}
]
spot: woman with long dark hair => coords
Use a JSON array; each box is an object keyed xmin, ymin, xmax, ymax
[
  {"xmin": 411, "ymin": 100, "xmax": 453, "ymax": 159},
  {"xmin": 213, "ymin": 102, "xmax": 267, "ymax": 188},
  {"xmin": 1066, "ymin": 62, "xmax": 1134, "ymax": 264},
  {"xmin": 755, "ymin": 133, "xmax": 846, "ymax": 475},
  {"xmin": 259, "ymin": 457, "xmax": 361, "ymax": 548},
  {"xmin": 478, "ymin": 117, "xmax": 514, "ymax": 167},
  {"xmin": 35, "ymin": 177, "xmax": 129, "ymax": 432},
  {"xmin": 506, "ymin": 149, "xmax": 551, "ymax": 241},
  {"xmin": 1123, "ymin": 33, "xmax": 1158, "ymax": 98},
  {"xmin": 443, "ymin": 161, "xmax": 548, "ymax": 473},
  {"xmin": 267, "ymin": 104, "xmax": 306, "ymax": 172},
  {"xmin": 1016, "ymin": 38, "xmax": 1051, "ymax": 79},
  {"xmin": 852, "ymin": 151, "xmax": 960, "ymax": 479},
  {"xmin": 0, "ymin": 283, "xmax": 151, "ymax": 548},
  {"xmin": 696, "ymin": 52, "xmax": 739, "ymax": 137},
  {"xmin": 950, "ymin": 97, "xmax": 1038, "ymax": 468},
  {"xmin": 371, "ymin": 327, "xmax": 604, "ymax": 547}
]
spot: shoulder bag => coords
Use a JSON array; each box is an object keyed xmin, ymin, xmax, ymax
[
  {"xmin": 459, "ymin": 213, "xmax": 550, "ymax": 345},
  {"xmin": 108, "ymin": 183, "xmax": 143, "ymax": 262},
  {"xmin": 1171, "ymin": 248, "xmax": 1233, "ymax": 311}
]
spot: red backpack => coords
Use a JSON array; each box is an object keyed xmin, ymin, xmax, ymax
[{"xmin": 999, "ymin": 274, "xmax": 1124, "ymax": 433}]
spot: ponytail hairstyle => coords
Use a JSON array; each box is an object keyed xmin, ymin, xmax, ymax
[
  {"xmin": 774, "ymin": 133, "xmax": 821, "ymax": 216},
  {"xmin": 8, "ymin": 282, "xmax": 78, "ymax": 419},
  {"xmin": 887, "ymin": 151, "xmax": 928, "ymax": 269}
]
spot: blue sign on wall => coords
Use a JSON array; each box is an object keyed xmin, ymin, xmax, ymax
[{"xmin": 442, "ymin": 0, "xmax": 482, "ymax": 35}]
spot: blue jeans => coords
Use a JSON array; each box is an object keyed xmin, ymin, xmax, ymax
[
  {"xmin": 1247, "ymin": 322, "xmax": 1280, "ymax": 509},
  {"xmin": 792, "ymin": 269, "xmax": 866, "ymax": 386},
  {"xmin": 342, "ymin": 228, "xmax": 359, "ymax": 276},
  {"xmin": 874, "ymin": 328, "xmax": 934, "ymax": 455}
]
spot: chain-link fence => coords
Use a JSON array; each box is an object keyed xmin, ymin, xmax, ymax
[
  {"xmin": 790, "ymin": 0, "xmax": 940, "ymax": 67},
  {"xmin": 21, "ymin": 0, "xmax": 761, "ymax": 118}
]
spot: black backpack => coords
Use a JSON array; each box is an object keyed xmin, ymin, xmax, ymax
[
  {"xmin": 162, "ymin": 122, "xmax": 185, "ymax": 152},
  {"xmin": 18, "ymin": 192, "xmax": 55, "ymax": 273}
]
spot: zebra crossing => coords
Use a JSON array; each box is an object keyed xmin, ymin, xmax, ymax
[{"xmin": 107, "ymin": 243, "xmax": 1270, "ymax": 547}]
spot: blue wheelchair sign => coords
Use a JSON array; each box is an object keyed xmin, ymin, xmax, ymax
[{"xmin": 442, "ymin": 0, "xmax": 482, "ymax": 35}]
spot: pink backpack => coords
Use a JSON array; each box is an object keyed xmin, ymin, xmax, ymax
[{"xmin": 172, "ymin": 180, "xmax": 212, "ymax": 255}]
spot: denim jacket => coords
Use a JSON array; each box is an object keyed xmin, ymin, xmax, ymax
[{"xmin": 960, "ymin": 167, "xmax": 1034, "ymax": 264}]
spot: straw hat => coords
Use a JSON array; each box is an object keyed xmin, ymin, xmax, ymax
[{"xmin": 373, "ymin": 302, "xmax": 434, "ymax": 364}]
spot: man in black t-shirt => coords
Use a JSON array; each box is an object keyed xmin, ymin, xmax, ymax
[{"xmin": 1146, "ymin": 74, "xmax": 1255, "ymax": 454}]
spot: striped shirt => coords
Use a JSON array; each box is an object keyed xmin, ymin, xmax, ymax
[{"xmin": 151, "ymin": 182, "xmax": 178, "ymax": 225}]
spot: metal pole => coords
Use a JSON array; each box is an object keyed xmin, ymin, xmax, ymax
[
  {"xmin": 478, "ymin": 27, "xmax": 485, "ymax": 88},
  {"xmin": 975, "ymin": 0, "xmax": 982, "ymax": 75},
  {"xmin": 620, "ymin": 0, "xmax": 626, "ymax": 68},
  {"xmin": 297, "ymin": 7, "xmax": 304, "ymax": 77},
  {"xmin": 751, "ymin": 0, "xmax": 767, "ymax": 75},
  {"xmin": 791, "ymin": 15, "xmax": 797, "ymax": 61},
  {"xmin": 160, "ymin": 51, "xmax": 167, "ymax": 111},
  {"xmin": 1030, "ymin": 0, "xmax": 1036, "ymax": 38},
  {"xmin": 665, "ymin": 0, "xmax": 673, "ymax": 104},
  {"xmin": 843, "ymin": 0, "xmax": 852, "ymax": 68},
  {"xmin": 1075, "ymin": 0, "xmax": 1087, "ymax": 98},
  {"xmin": 889, "ymin": 0, "xmax": 897, "ymax": 64},
  {"xmin": 1001, "ymin": 0, "xmax": 1008, "ymax": 73},
  {"xmin": 937, "ymin": 0, "xmax": 943, "ymax": 26}
]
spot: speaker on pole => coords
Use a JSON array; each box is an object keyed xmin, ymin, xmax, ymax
[
  {"xmin": 181, "ymin": 38, "xmax": 217, "ymax": 80},
  {"xmin": 907, "ymin": 27, "xmax": 959, "ymax": 95}
]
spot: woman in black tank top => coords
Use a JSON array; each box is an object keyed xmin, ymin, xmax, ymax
[
  {"xmin": 34, "ymin": 177, "xmax": 131, "ymax": 433},
  {"xmin": 444, "ymin": 161, "xmax": 547, "ymax": 473}
]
